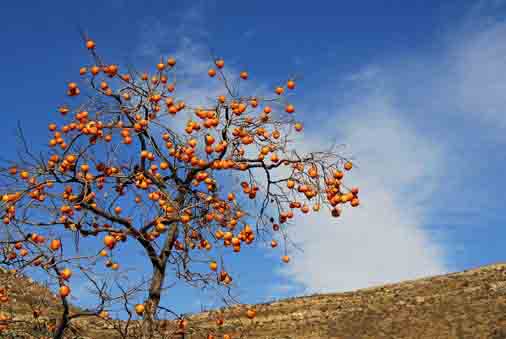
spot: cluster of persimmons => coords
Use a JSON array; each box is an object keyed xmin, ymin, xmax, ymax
[{"xmin": 0, "ymin": 37, "xmax": 359, "ymax": 338}]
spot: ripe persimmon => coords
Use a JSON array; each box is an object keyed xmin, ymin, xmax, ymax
[
  {"xmin": 90, "ymin": 65, "xmax": 100, "ymax": 75},
  {"xmin": 103, "ymin": 235, "xmax": 116, "ymax": 249},
  {"xmin": 167, "ymin": 57, "xmax": 176, "ymax": 67},
  {"xmin": 86, "ymin": 39, "xmax": 96, "ymax": 49},
  {"xmin": 246, "ymin": 308, "xmax": 257, "ymax": 319},
  {"xmin": 49, "ymin": 239, "xmax": 61, "ymax": 251},
  {"xmin": 60, "ymin": 268, "xmax": 72, "ymax": 281},
  {"xmin": 135, "ymin": 303, "xmax": 145, "ymax": 315},
  {"xmin": 215, "ymin": 59, "xmax": 224, "ymax": 68},
  {"xmin": 59, "ymin": 285, "xmax": 70, "ymax": 297}
]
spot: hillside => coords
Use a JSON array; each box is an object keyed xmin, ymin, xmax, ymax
[{"xmin": 1, "ymin": 263, "xmax": 506, "ymax": 338}]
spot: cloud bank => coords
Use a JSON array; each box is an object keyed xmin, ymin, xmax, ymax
[{"xmin": 275, "ymin": 3, "xmax": 506, "ymax": 295}]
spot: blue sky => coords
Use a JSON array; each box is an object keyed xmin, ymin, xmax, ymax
[{"xmin": 1, "ymin": 0, "xmax": 506, "ymax": 317}]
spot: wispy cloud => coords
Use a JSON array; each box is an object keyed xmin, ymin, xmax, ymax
[
  {"xmin": 273, "ymin": 2, "xmax": 506, "ymax": 295},
  {"xmin": 274, "ymin": 87, "xmax": 448, "ymax": 294}
]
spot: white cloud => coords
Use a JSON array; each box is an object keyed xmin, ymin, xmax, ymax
[
  {"xmin": 449, "ymin": 21, "xmax": 506, "ymax": 134},
  {"xmin": 277, "ymin": 90, "xmax": 448, "ymax": 294},
  {"xmin": 275, "ymin": 4, "xmax": 506, "ymax": 294}
]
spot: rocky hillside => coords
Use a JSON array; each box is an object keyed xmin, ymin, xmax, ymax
[{"xmin": 1, "ymin": 263, "xmax": 506, "ymax": 338}]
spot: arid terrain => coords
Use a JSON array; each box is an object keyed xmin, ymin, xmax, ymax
[{"xmin": 1, "ymin": 263, "xmax": 506, "ymax": 338}]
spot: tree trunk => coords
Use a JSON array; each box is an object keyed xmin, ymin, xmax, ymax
[
  {"xmin": 142, "ymin": 223, "xmax": 179, "ymax": 338},
  {"xmin": 143, "ymin": 264, "xmax": 166, "ymax": 338}
]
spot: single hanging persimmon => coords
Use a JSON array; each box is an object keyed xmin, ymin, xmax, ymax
[
  {"xmin": 285, "ymin": 104, "xmax": 295, "ymax": 113},
  {"xmin": 344, "ymin": 161, "xmax": 353, "ymax": 171},
  {"xmin": 275, "ymin": 86, "xmax": 284, "ymax": 95},
  {"xmin": 208, "ymin": 68, "xmax": 217, "ymax": 77},
  {"xmin": 90, "ymin": 65, "xmax": 100, "ymax": 75},
  {"xmin": 59, "ymin": 285, "xmax": 70, "ymax": 297},
  {"xmin": 215, "ymin": 59, "xmax": 224, "ymax": 68},
  {"xmin": 287, "ymin": 79, "xmax": 296, "ymax": 89},
  {"xmin": 103, "ymin": 235, "xmax": 116, "ymax": 249},
  {"xmin": 135, "ymin": 303, "xmax": 145, "ymax": 315},
  {"xmin": 282, "ymin": 255, "xmax": 290, "ymax": 263},
  {"xmin": 85, "ymin": 39, "xmax": 96, "ymax": 49},
  {"xmin": 351, "ymin": 198, "xmax": 360, "ymax": 207},
  {"xmin": 60, "ymin": 268, "xmax": 72, "ymax": 281},
  {"xmin": 240, "ymin": 71, "xmax": 248, "ymax": 80},
  {"xmin": 167, "ymin": 57, "xmax": 176, "ymax": 67},
  {"xmin": 49, "ymin": 239, "xmax": 61, "ymax": 251}
]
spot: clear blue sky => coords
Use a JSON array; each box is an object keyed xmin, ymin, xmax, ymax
[{"xmin": 1, "ymin": 0, "xmax": 506, "ymax": 317}]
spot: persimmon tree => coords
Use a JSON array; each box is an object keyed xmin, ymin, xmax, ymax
[{"xmin": 0, "ymin": 36, "xmax": 360, "ymax": 339}]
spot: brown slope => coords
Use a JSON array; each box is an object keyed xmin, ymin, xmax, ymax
[
  {"xmin": 2, "ymin": 263, "xmax": 506, "ymax": 338},
  {"xmin": 188, "ymin": 263, "xmax": 506, "ymax": 339}
]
